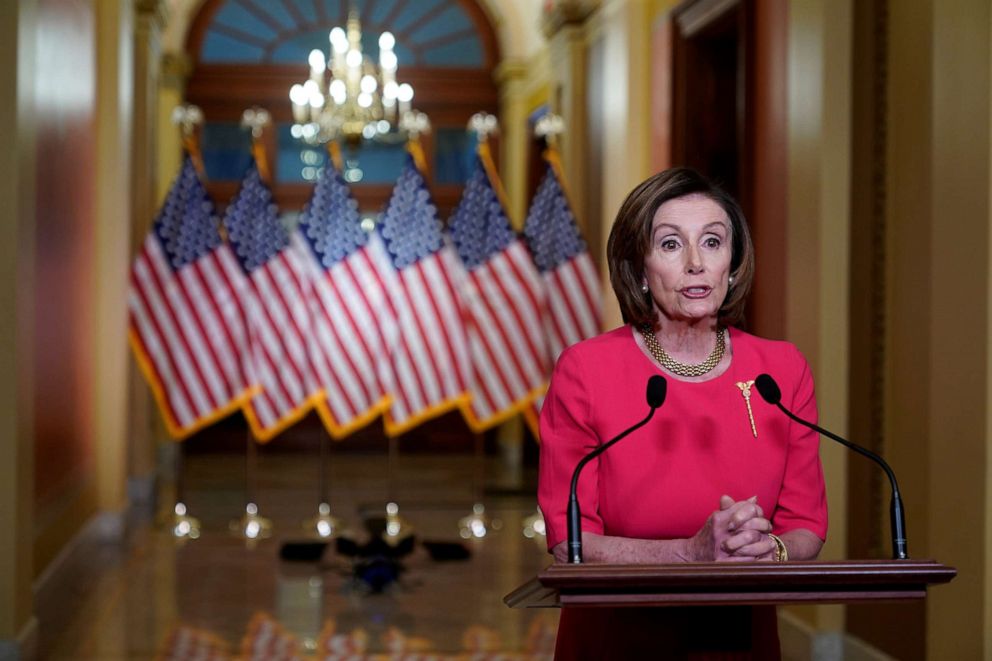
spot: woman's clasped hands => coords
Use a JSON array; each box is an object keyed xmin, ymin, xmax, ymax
[{"xmin": 686, "ymin": 495, "xmax": 777, "ymax": 562}]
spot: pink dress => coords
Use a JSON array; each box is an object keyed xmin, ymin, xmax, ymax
[{"xmin": 538, "ymin": 326, "xmax": 827, "ymax": 659}]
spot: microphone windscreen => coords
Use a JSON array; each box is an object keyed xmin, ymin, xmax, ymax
[
  {"xmin": 646, "ymin": 375, "xmax": 667, "ymax": 408},
  {"xmin": 754, "ymin": 374, "xmax": 782, "ymax": 404}
]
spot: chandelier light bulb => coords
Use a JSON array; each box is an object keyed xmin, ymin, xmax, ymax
[
  {"xmin": 378, "ymin": 31, "xmax": 395, "ymax": 51},
  {"xmin": 308, "ymin": 49, "xmax": 326, "ymax": 73},
  {"xmin": 360, "ymin": 75, "xmax": 377, "ymax": 94},
  {"xmin": 383, "ymin": 81, "xmax": 399, "ymax": 99},
  {"xmin": 330, "ymin": 27, "xmax": 348, "ymax": 53},
  {"xmin": 380, "ymin": 50, "xmax": 397, "ymax": 70},
  {"xmin": 289, "ymin": 84, "xmax": 308, "ymax": 105},
  {"xmin": 308, "ymin": 92, "xmax": 325, "ymax": 108},
  {"xmin": 329, "ymin": 79, "xmax": 347, "ymax": 105},
  {"xmin": 346, "ymin": 49, "xmax": 362, "ymax": 69},
  {"xmin": 397, "ymin": 83, "xmax": 414, "ymax": 103},
  {"xmin": 357, "ymin": 92, "xmax": 373, "ymax": 108},
  {"xmin": 303, "ymin": 79, "xmax": 319, "ymax": 96}
]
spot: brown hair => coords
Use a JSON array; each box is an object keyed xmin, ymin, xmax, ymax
[{"xmin": 606, "ymin": 167, "xmax": 754, "ymax": 327}]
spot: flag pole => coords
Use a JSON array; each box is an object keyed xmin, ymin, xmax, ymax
[
  {"xmin": 455, "ymin": 113, "xmax": 506, "ymax": 541},
  {"xmin": 383, "ymin": 434, "xmax": 411, "ymax": 544},
  {"xmin": 168, "ymin": 103, "xmax": 205, "ymax": 542},
  {"xmin": 305, "ymin": 427, "xmax": 342, "ymax": 539},
  {"xmin": 232, "ymin": 430, "xmax": 271, "ymax": 543}
]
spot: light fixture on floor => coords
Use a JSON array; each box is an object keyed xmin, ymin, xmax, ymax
[
  {"xmin": 458, "ymin": 503, "xmax": 502, "ymax": 540},
  {"xmin": 522, "ymin": 506, "xmax": 546, "ymax": 539},
  {"xmin": 172, "ymin": 502, "xmax": 200, "ymax": 540},
  {"xmin": 382, "ymin": 501, "xmax": 413, "ymax": 545},
  {"xmin": 231, "ymin": 502, "xmax": 272, "ymax": 543},
  {"xmin": 305, "ymin": 502, "xmax": 343, "ymax": 539}
]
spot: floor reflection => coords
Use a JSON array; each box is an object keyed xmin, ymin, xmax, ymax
[{"xmin": 38, "ymin": 451, "xmax": 558, "ymax": 660}]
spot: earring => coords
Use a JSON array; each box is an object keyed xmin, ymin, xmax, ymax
[
  {"xmin": 641, "ymin": 282, "xmax": 649, "ymax": 293},
  {"xmin": 728, "ymin": 275, "xmax": 735, "ymax": 285}
]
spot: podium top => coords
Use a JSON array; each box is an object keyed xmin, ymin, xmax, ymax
[{"xmin": 504, "ymin": 559, "xmax": 957, "ymax": 609}]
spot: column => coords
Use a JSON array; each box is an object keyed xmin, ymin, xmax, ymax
[
  {"xmin": 128, "ymin": 0, "xmax": 168, "ymax": 506},
  {"xmin": 495, "ymin": 59, "xmax": 530, "ymax": 227},
  {"xmin": 0, "ymin": 0, "xmax": 38, "ymax": 655},
  {"xmin": 784, "ymin": 0, "xmax": 853, "ymax": 643},
  {"xmin": 93, "ymin": 0, "xmax": 135, "ymax": 538}
]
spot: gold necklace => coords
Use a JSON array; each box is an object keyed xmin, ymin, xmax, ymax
[{"xmin": 638, "ymin": 324, "xmax": 726, "ymax": 377}]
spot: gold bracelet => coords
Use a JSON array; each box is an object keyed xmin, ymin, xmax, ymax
[{"xmin": 768, "ymin": 533, "xmax": 788, "ymax": 562}]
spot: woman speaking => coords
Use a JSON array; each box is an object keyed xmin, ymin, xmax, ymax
[{"xmin": 537, "ymin": 167, "xmax": 827, "ymax": 659}]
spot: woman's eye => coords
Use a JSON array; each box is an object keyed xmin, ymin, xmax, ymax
[
  {"xmin": 703, "ymin": 236, "xmax": 722, "ymax": 248},
  {"xmin": 660, "ymin": 239, "xmax": 679, "ymax": 251}
]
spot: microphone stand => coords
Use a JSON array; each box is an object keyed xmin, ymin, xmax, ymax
[
  {"xmin": 566, "ymin": 407, "xmax": 659, "ymax": 564},
  {"xmin": 771, "ymin": 401, "xmax": 908, "ymax": 560}
]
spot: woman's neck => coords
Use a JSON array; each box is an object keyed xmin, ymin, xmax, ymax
[{"xmin": 652, "ymin": 317, "xmax": 720, "ymax": 361}]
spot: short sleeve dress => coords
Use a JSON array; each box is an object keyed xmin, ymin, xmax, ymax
[{"xmin": 537, "ymin": 325, "xmax": 827, "ymax": 660}]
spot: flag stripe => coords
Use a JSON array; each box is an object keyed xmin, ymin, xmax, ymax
[
  {"xmin": 395, "ymin": 268, "xmax": 444, "ymax": 405},
  {"xmin": 252, "ymin": 264, "xmax": 310, "ymax": 394},
  {"xmin": 573, "ymin": 254, "xmax": 602, "ymax": 337},
  {"xmin": 128, "ymin": 289, "xmax": 193, "ymax": 425},
  {"xmin": 475, "ymin": 260, "xmax": 543, "ymax": 384},
  {"xmin": 546, "ymin": 270, "xmax": 581, "ymax": 350},
  {"xmin": 181, "ymin": 259, "xmax": 246, "ymax": 394},
  {"xmin": 411, "ymin": 257, "xmax": 461, "ymax": 396},
  {"xmin": 143, "ymin": 242, "xmax": 228, "ymax": 410},
  {"xmin": 276, "ymin": 249, "xmax": 341, "ymax": 396},
  {"xmin": 493, "ymin": 245, "xmax": 546, "ymax": 373},
  {"xmin": 555, "ymin": 260, "xmax": 596, "ymax": 344},
  {"xmin": 470, "ymin": 269, "xmax": 529, "ymax": 397},
  {"xmin": 133, "ymin": 250, "xmax": 217, "ymax": 414},
  {"xmin": 195, "ymin": 249, "xmax": 253, "ymax": 386}
]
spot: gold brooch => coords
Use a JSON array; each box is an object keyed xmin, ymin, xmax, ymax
[{"xmin": 736, "ymin": 379, "xmax": 758, "ymax": 438}]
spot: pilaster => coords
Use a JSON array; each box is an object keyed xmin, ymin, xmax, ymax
[{"xmin": 129, "ymin": 0, "xmax": 168, "ymax": 497}]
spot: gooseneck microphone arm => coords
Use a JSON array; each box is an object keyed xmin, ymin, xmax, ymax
[
  {"xmin": 566, "ymin": 375, "xmax": 667, "ymax": 564},
  {"xmin": 753, "ymin": 374, "xmax": 908, "ymax": 560}
]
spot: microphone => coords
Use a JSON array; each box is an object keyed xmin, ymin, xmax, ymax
[
  {"xmin": 753, "ymin": 374, "xmax": 908, "ymax": 560},
  {"xmin": 566, "ymin": 375, "xmax": 667, "ymax": 563}
]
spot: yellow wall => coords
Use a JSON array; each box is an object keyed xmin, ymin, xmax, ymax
[
  {"xmin": 0, "ymin": 0, "xmax": 37, "ymax": 647},
  {"xmin": 923, "ymin": 1, "xmax": 990, "ymax": 657},
  {"xmin": 784, "ymin": 0, "xmax": 853, "ymax": 633}
]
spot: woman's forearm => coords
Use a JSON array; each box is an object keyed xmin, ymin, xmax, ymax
[
  {"xmin": 552, "ymin": 532, "xmax": 695, "ymax": 564},
  {"xmin": 779, "ymin": 528, "xmax": 823, "ymax": 560}
]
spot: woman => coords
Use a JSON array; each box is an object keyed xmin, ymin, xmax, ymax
[{"xmin": 537, "ymin": 168, "xmax": 827, "ymax": 659}]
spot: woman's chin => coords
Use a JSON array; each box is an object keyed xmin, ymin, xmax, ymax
[{"xmin": 659, "ymin": 306, "xmax": 720, "ymax": 324}]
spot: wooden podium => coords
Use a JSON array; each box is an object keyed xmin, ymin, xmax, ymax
[{"xmin": 505, "ymin": 559, "xmax": 956, "ymax": 609}]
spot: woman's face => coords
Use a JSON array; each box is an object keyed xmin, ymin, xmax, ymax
[{"xmin": 643, "ymin": 194, "xmax": 733, "ymax": 325}]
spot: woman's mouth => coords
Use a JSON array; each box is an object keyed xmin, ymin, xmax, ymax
[{"xmin": 680, "ymin": 286, "xmax": 712, "ymax": 299}]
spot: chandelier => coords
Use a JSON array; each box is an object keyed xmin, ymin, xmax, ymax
[{"xmin": 289, "ymin": 11, "xmax": 419, "ymax": 147}]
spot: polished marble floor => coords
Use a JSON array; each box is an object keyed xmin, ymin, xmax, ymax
[{"xmin": 36, "ymin": 444, "xmax": 558, "ymax": 660}]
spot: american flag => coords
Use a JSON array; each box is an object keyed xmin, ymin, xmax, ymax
[
  {"xmin": 223, "ymin": 165, "xmax": 325, "ymax": 442},
  {"xmin": 378, "ymin": 151, "xmax": 472, "ymax": 435},
  {"xmin": 128, "ymin": 156, "xmax": 255, "ymax": 438},
  {"xmin": 522, "ymin": 152, "xmax": 602, "ymax": 433},
  {"xmin": 523, "ymin": 156, "xmax": 601, "ymax": 359},
  {"xmin": 448, "ymin": 145, "xmax": 548, "ymax": 430},
  {"xmin": 240, "ymin": 613, "xmax": 301, "ymax": 661},
  {"xmin": 157, "ymin": 625, "xmax": 231, "ymax": 661},
  {"xmin": 295, "ymin": 164, "xmax": 394, "ymax": 437}
]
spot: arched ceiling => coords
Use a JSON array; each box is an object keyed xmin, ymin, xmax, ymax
[
  {"xmin": 161, "ymin": 0, "xmax": 546, "ymax": 64},
  {"xmin": 190, "ymin": 0, "xmax": 492, "ymax": 67}
]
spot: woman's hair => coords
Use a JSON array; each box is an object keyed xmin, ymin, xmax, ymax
[{"xmin": 606, "ymin": 167, "xmax": 754, "ymax": 327}]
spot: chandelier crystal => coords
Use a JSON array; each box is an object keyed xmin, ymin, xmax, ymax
[{"xmin": 289, "ymin": 11, "xmax": 417, "ymax": 147}]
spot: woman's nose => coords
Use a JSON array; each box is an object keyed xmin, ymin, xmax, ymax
[{"xmin": 685, "ymin": 247, "xmax": 703, "ymax": 274}]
